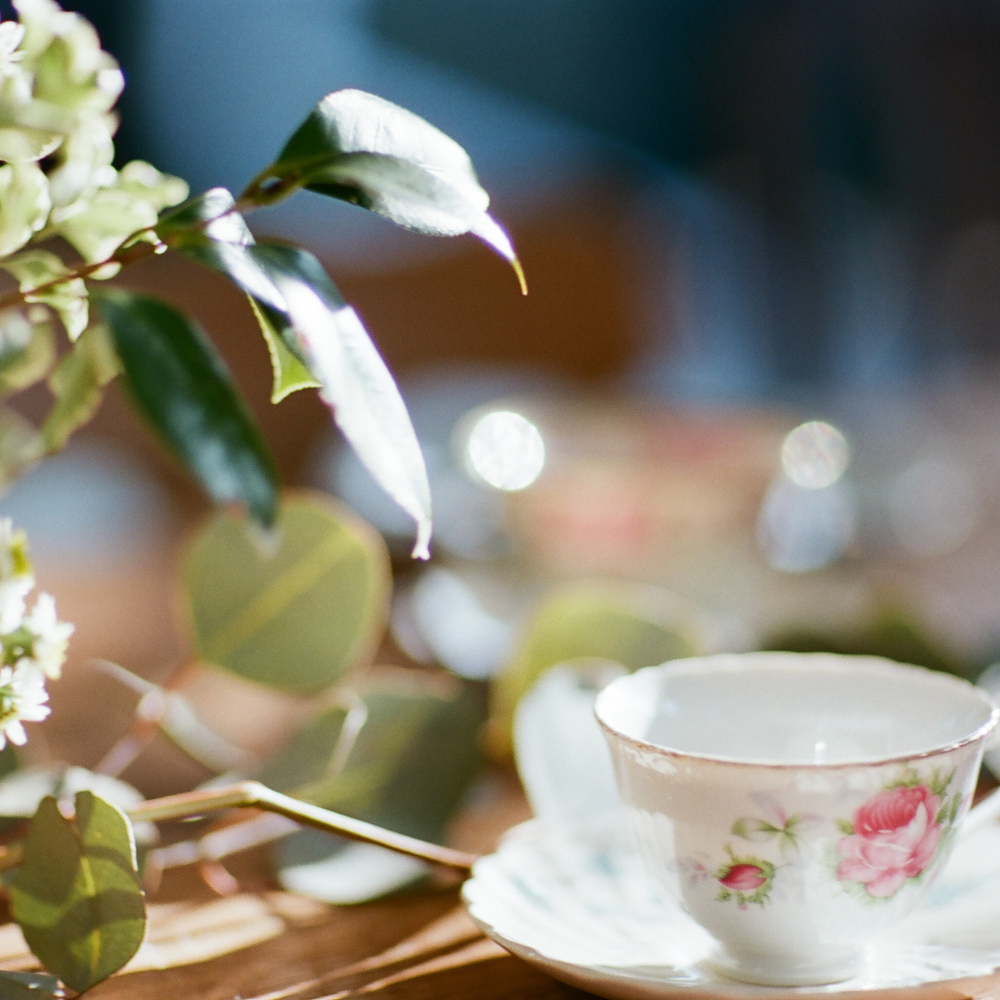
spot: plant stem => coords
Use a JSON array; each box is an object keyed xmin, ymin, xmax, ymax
[
  {"xmin": 127, "ymin": 780, "xmax": 479, "ymax": 873},
  {"xmin": 0, "ymin": 239, "xmax": 160, "ymax": 313}
]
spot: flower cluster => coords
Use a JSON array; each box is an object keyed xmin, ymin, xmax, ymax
[
  {"xmin": 0, "ymin": 0, "xmax": 187, "ymax": 339},
  {"xmin": 0, "ymin": 518, "xmax": 71, "ymax": 749}
]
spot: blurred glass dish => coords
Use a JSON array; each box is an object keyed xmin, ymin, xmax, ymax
[
  {"xmin": 501, "ymin": 402, "xmax": 792, "ymax": 577},
  {"xmin": 513, "ymin": 660, "xmax": 624, "ymax": 823}
]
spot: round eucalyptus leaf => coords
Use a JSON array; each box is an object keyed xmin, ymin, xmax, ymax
[
  {"xmin": 182, "ymin": 492, "xmax": 391, "ymax": 694},
  {"xmin": 11, "ymin": 791, "xmax": 146, "ymax": 993},
  {"xmin": 488, "ymin": 583, "xmax": 719, "ymax": 757}
]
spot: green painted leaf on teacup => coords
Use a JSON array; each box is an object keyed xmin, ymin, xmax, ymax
[
  {"xmin": 489, "ymin": 582, "xmax": 716, "ymax": 757},
  {"xmin": 94, "ymin": 286, "xmax": 279, "ymax": 528},
  {"xmin": 11, "ymin": 791, "xmax": 146, "ymax": 993},
  {"xmin": 182, "ymin": 492, "xmax": 391, "ymax": 694}
]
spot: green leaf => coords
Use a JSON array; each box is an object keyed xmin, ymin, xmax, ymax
[
  {"xmin": 0, "ymin": 408, "xmax": 42, "ymax": 488},
  {"xmin": 489, "ymin": 583, "xmax": 713, "ymax": 757},
  {"xmin": 156, "ymin": 188, "xmax": 286, "ymax": 313},
  {"xmin": 268, "ymin": 673, "xmax": 483, "ymax": 902},
  {"xmin": 248, "ymin": 89, "xmax": 523, "ymax": 286},
  {"xmin": 41, "ymin": 323, "xmax": 120, "ymax": 452},
  {"xmin": 248, "ymin": 243, "xmax": 432, "ymax": 558},
  {"xmin": 182, "ymin": 492, "xmax": 390, "ymax": 693},
  {"xmin": 0, "ymin": 311, "xmax": 55, "ymax": 395},
  {"xmin": 93, "ymin": 287, "xmax": 278, "ymax": 527},
  {"xmin": 11, "ymin": 791, "xmax": 146, "ymax": 993},
  {"xmin": 247, "ymin": 295, "xmax": 318, "ymax": 403},
  {"xmin": 0, "ymin": 251, "xmax": 88, "ymax": 341},
  {"xmin": 157, "ymin": 192, "xmax": 432, "ymax": 553},
  {"xmin": 0, "ymin": 971, "xmax": 66, "ymax": 999}
]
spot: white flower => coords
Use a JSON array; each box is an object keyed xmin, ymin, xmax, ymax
[
  {"xmin": 0, "ymin": 661, "xmax": 49, "ymax": 749},
  {"xmin": 22, "ymin": 591, "xmax": 73, "ymax": 679},
  {"xmin": 0, "ymin": 518, "xmax": 32, "ymax": 633},
  {"xmin": 0, "ymin": 22, "xmax": 26, "ymax": 80}
]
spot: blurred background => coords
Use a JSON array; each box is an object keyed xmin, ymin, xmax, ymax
[{"xmin": 7, "ymin": 0, "xmax": 1000, "ymax": 794}]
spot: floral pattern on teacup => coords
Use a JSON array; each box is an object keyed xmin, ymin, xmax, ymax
[
  {"xmin": 696, "ymin": 768, "xmax": 965, "ymax": 910},
  {"xmin": 715, "ymin": 848, "xmax": 777, "ymax": 908},
  {"xmin": 834, "ymin": 769, "xmax": 961, "ymax": 899}
]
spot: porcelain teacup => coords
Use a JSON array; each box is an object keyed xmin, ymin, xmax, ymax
[{"xmin": 594, "ymin": 652, "xmax": 999, "ymax": 987}]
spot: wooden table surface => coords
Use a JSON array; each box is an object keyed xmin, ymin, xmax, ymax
[{"xmin": 74, "ymin": 770, "xmax": 593, "ymax": 1000}]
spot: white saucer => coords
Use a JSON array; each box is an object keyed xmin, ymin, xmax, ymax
[{"xmin": 462, "ymin": 812, "xmax": 1000, "ymax": 1000}]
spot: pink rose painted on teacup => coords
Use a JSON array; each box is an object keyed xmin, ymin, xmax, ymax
[
  {"xmin": 720, "ymin": 863, "xmax": 768, "ymax": 892},
  {"xmin": 715, "ymin": 850, "xmax": 776, "ymax": 908},
  {"xmin": 835, "ymin": 782, "xmax": 947, "ymax": 898}
]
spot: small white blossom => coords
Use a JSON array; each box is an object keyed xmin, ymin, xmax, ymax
[
  {"xmin": 0, "ymin": 22, "xmax": 25, "ymax": 80},
  {"xmin": 0, "ymin": 518, "xmax": 32, "ymax": 633},
  {"xmin": 22, "ymin": 592, "xmax": 73, "ymax": 679},
  {"xmin": 0, "ymin": 661, "xmax": 50, "ymax": 749}
]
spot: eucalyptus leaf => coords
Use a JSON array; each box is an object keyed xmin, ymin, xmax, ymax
[
  {"xmin": 267, "ymin": 674, "xmax": 483, "ymax": 903},
  {"xmin": 94, "ymin": 287, "xmax": 278, "ymax": 527},
  {"xmin": 41, "ymin": 322, "xmax": 120, "ymax": 452},
  {"xmin": 182, "ymin": 492, "xmax": 390, "ymax": 694},
  {"xmin": 489, "ymin": 583, "xmax": 712, "ymax": 757},
  {"xmin": 249, "ymin": 243, "xmax": 433, "ymax": 559},
  {"xmin": 264, "ymin": 674, "xmax": 484, "ymax": 840},
  {"xmin": 0, "ymin": 971, "xmax": 66, "ymax": 1000},
  {"xmin": 249, "ymin": 89, "xmax": 523, "ymax": 283},
  {"xmin": 0, "ymin": 250, "xmax": 88, "ymax": 341},
  {"xmin": 11, "ymin": 791, "xmax": 146, "ymax": 993}
]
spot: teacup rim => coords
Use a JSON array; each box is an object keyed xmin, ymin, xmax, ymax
[{"xmin": 594, "ymin": 651, "xmax": 1000, "ymax": 770}]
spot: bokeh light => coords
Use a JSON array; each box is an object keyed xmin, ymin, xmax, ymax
[
  {"xmin": 466, "ymin": 410, "xmax": 546, "ymax": 491},
  {"xmin": 781, "ymin": 421, "xmax": 850, "ymax": 490}
]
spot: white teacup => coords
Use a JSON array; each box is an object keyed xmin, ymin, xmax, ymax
[{"xmin": 594, "ymin": 652, "xmax": 999, "ymax": 987}]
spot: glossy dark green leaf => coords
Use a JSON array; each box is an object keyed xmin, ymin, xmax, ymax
[
  {"xmin": 11, "ymin": 792, "xmax": 146, "ymax": 993},
  {"xmin": 94, "ymin": 287, "xmax": 278, "ymax": 527},
  {"xmin": 247, "ymin": 89, "xmax": 524, "ymax": 288},
  {"xmin": 156, "ymin": 189, "xmax": 286, "ymax": 313},
  {"xmin": 41, "ymin": 323, "xmax": 120, "ymax": 452},
  {"xmin": 0, "ymin": 971, "xmax": 66, "ymax": 1000},
  {"xmin": 182, "ymin": 492, "xmax": 390, "ymax": 693},
  {"xmin": 155, "ymin": 192, "xmax": 432, "ymax": 553},
  {"xmin": 248, "ymin": 243, "xmax": 433, "ymax": 558}
]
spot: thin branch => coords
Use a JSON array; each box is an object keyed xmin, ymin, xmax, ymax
[
  {"xmin": 127, "ymin": 780, "xmax": 479, "ymax": 873},
  {"xmin": 0, "ymin": 239, "xmax": 160, "ymax": 313}
]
